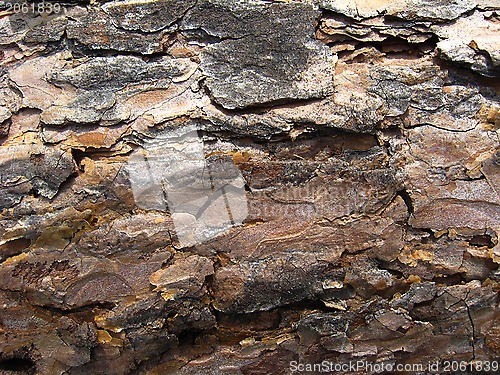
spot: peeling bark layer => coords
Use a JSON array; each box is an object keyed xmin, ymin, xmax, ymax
[{"xmin": 0, "ymin": 0, "xmax": 499, "ymax": 374}]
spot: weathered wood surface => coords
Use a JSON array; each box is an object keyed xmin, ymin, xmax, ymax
[{"xmin": 0, "ymin": 1, "xmax": 498, "ymax": 373}]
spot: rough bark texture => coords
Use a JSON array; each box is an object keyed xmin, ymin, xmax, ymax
[{"xmin": 0, "ymin": 0, "xmax": 499, "ymax": 374}]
